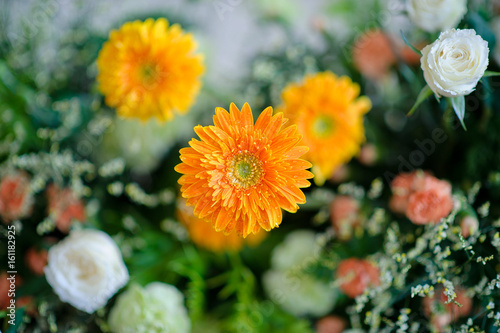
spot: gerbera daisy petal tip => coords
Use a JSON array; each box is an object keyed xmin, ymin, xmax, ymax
[{"xmin": 176, "ymin": 104, "xmax": 312, "ymax": 238}]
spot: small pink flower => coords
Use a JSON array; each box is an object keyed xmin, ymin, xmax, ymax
[
  {"xmin": 46, "ymin": 184, "xmax": 86, "ymax": 233},
  {"xmin": 389, "ymin": 171, "xmax": 453, "ymax": 225},
  {"xmin": 396, "ymin": 41, "xmax": 427, "ymax": 66},
  {"xmin": 336, "ymin": 258, "xmax": 380, "ymax": 298},
  {"xmin": 316, "ymin": 315, "xmax": 346, "ymax": 333},
  {"xmin": 330, "ymin": 196, "xmax": 361, "ymax": 241},
  {"xmin": 330, "ymin": 165, "xmax": 350, "ymax": 184},
  {"xmin": 460, "ymin": 216, "xmax": 478, "ymax": 238},
  {"xmin": 25, "ymin": 248, "xmax": 48, "ymax": 275},
  {"xmin": 0, "ymin": 272, "xmax": 9, "ymax": 310},
  {"xmin": 0, "ymin": 272, "xmax": 22, "ymax": 310},
  {"xmin": 389, "ymin": 194, "xmax": 410, "ymax": 215},
  {"xmin": 389, "ymin": 172, "xmax": 418, "ymax": 214},
  {"xmin": 0, "ymin": 171, "xmax": 33, "ymax": 223},
  {"xmin": 423, "ymin": 287, "xmax": 472, "ymax": 331},
  {"xmin": 352, "ymin": 29, "xmax": 397, "ymax": 81},
  {"xmin": 430, "ymin": 313, "xmax": 452, "ymax": 333},
  {"xmin": 17, "ymin": 296, "xmax": 37, "ymax": 316}
]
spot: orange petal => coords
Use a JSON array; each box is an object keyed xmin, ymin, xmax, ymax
[
  {"xmin": 183, "ymin": 179, "xmax": 208, "ymax": 197},
  {"xmin": 263, "ymin": 112, "xmax": 284, "ymax": 138},
  {"xmin": 286, "ymin": 159, "xmax": 312, "ymax": 171},
  {"xmin": 283, "ymin": 146, "xmax": 309, "ymax": 159},
  {"xmin": 214, "ymin": 207, "xmax": 233, "ymax": 231},
  {"xmin": 174, "ymin": 163, "xmax": 202, "ymax": 175},
  {"xmin": 255, "ymin": 107, "xmax": 273, "ymax": 132},
  {"xmin": 194, "ymin": 126, "xmax": 221, "ymax": 148},
  {"xmin": 240, "ymin": 103, "xmax": 254, "ymax": 130},
  {"xmin": 190, "ymin": 140, "xmax": 218, "ymax": 155},
  {"xmin": 213, "ymin": 107, "xmax": 232, "ymax": 133}
]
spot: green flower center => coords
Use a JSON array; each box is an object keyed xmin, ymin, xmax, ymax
[
  {"xmin": 237, "ymin": 161, "xmax": 252, "ymax": 179},
  {"xmin": 139, "ymin": 63, "xmax": 163, "ymax": 87},
  {"xmin": 312, "ymin": 115, "xmax": 335, "ymax": 138},
  {"xmin": 228, "ymin": 153, "xmax": 263, "ymax": 188}
]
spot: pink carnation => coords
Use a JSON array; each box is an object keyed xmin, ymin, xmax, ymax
[
  {"xmin": 25, "ymin": 248, "xmax": 48, "ymax": 276},
  {"xmin": 330, "ymin": 195, "xmax": 361, "ymax": 241},
  {"xmin": 352, "ymin": 29, "xmax": 396, "ymax": 81},
  {"xmin": 358, "ymin": 144, "xmax": 378, "ymax": 166},
  {"xmin": 0, "ymin": 172, "xmax": 33, "ymax": 223},
  {"xmin": 46, "ymin": 184, "xmax": 86, "ymax": 233},
  {"xmin": 389, "ymin": 172, "xmax": 417, "ymax": 214},
  {"xmin": 336, "ymin": 258, "xmax": 380, "ymax": 298},
  {"xmin": 423, "ymin": 287, "xmax": 472, "ymax": 331},
  {"xmin": 0, "ymin": 272, "xmax": 22, "ymax": 310},
  {"xmin": 406, "ymin": 177, "xmax": 453, "ymax": 225},
  {"xmin": 316, "ymin": 315, "xmax": 346, "ymax": 333},
  {"xmin": 390, "ymin": 171, "xmax": 453, "ymax": 225}
]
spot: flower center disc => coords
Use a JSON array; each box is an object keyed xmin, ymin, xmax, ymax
[
  {"xmin": 139, "ymin": 63, "xmax": 163, "ymax": 88},
  {"xmin": 312, "ymin": 114, "xmax": 335, "ymax": 138},
  {"xmin": 228, "ymin": 153, "xmax": 263, "ymax": 188}
]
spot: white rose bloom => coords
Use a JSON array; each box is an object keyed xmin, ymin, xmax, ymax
[
  {"xmin": 262, "ymin": 230, "xmax": 338, "ymax": 317},
  {"xmin": 421, "ymin": 29, "xmax": 489, "ymax": 98},
  {"xmin": 271, "ymin": 230, "xmax": 321, "ymax": 271},
  {"xmin": 44, "ymin": 229, "xmax": 129, "ymax": 313},
  {"xmin": 406, "ymin": 0, "xmax": 467, "ymax": 33},
  {"xmin": 109, "ymin": 283, "xmax": 191, "ymax": 333}
]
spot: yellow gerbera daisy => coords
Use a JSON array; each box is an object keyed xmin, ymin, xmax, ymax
[
  {"xmin": 96, "ymin": 18, "xmax": 204, "ymax": 121},
  {"xmin": 175, "ymin": 103, "xmax": 313, "ymax": 238},
  {"xmin": 177, "ymin": 198, "xmax": 266, "ymax": 253},
  {"xmin": 278, "ymin": 72, "xmax": 371, "ymax": 185}
]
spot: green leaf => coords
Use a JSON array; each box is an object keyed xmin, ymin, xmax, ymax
[
  {"xmin": 483, "ymin": 71, "xmax": 500, "ymax": 77},
  {"xmin": 451, "ymin": 95, "xmax": 467, "ymax": 131},
  {"xmin": 327, "ymin": 1, "xmax": 356, "ymax": 14},
  {"xmin": 400, "ymin": 30, "xmax": 422, "ymax": 57},
  {"xmin": 407, "ymin": 85, "xmax": 433, "ymax": 116}
]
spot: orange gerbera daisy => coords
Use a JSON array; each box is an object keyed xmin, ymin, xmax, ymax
[
  {"xmin": 175, "ymin": 103, "xmax": 313, "ymax": 237},
  {"xmin": 97, "ymin": 18, "xmax": 204, "ymax": 121},
  {"xmin": 177, "ymin": 198, "xmax": 266, "ymax": 252},
  {"xmin": 278, "ymin": 72, "xmax": 371, "ymax": 185}
]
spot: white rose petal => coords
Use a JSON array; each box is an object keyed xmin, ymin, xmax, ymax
[
  {"xmin": 271, "ymin": 230, "xmax": 320, "ymax": 271},
  {"xmin": 44, "ymin": 229, "xmax": 129, "ymax": 313},
  {"xmin": 407, "ymin": 0, "xmax": 467, "ymax": 33},
  {"xmin": 421, "ymin": 29, "xmax": 489, "ymax": 98},
  {"xmin": 108, "ymin": 283, "xmax": 191, "ymax": 333}
]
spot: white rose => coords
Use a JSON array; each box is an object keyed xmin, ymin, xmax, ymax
[
  {"xmin": 109, "ymin": 283, "xmax": 191, "ymax": 333},
  {"xmin": 44, "ymin": 229, "xmax": 129, "ymax": 313},
  {"xmin": 406, "ymin": 0, "xmax": 467, "ymax": 33},
  {"xmin": 263, "ymin": 269, "xmax": 338, "ymax": 317},
  {"xmin": 421, "ymin": 29, "xmax": 489, "ymax": 98}
]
